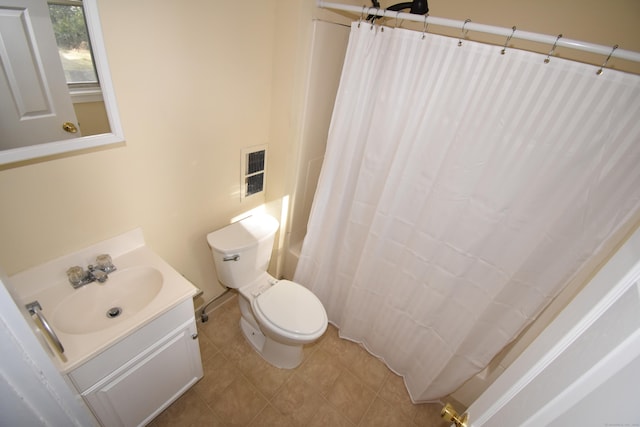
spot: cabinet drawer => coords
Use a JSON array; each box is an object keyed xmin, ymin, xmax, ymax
[{"xmin": 68, "ymin": 299, "xmax": 194, "ymax": 392}]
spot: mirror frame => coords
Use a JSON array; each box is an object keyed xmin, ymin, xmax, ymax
[{"xmin": 0, "ymin": 0, "xmax": 124, "ymax": 165}]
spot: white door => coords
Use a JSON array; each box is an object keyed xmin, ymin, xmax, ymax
[
  {"xmin": 460, "ymin": 226, "xmax": 640, "ymax": 426},
  {"xmin": 0, "ymin": 273, "xmax": 97, "ymax": 426},
  {"xmin": 0, "ymin": 0, "xmax": 80, "ymax": 150}
]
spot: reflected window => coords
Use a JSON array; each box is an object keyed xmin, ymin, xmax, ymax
[{"xmin": 48, "ymin": 0, "xmax": 98, "ymax": 88}]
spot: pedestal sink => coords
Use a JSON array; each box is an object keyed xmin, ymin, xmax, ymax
[{"xmin": 51, "ymin": 267, "xmax": 163, "ymax": 334}]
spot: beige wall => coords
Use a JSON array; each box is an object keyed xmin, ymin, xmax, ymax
[
  {"xmin": 73, "ymin": 101, "xmax": 110, "ymax": 137},
  {"xmin": 0, "ymin": 0, "xmax": 310, "ymax": 309}
]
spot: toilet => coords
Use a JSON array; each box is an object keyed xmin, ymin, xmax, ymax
[{"xmin": 206, "ymin": 213, "xmax": 327, "ymax": 368}]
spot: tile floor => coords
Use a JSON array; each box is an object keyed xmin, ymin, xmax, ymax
[{"xmin": 149, "ymin": 295, "xmax": 451, "ymax": 427}]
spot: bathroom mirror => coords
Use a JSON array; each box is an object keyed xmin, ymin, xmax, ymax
[{"xmin": 0, "ymin": 0, "xmax": 124, "ymax": 165}]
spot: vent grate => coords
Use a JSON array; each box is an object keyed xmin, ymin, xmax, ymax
[{"xmin": 241, "ymin": 146, "xmax": 267, "ymax": 199}]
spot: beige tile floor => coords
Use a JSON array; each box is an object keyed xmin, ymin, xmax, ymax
[{"xmin": 149, "ymin": 295, "xmax": 451, "ymax": 427}]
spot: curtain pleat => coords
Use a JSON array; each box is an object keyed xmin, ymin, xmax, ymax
[{"xmin": 295, "ymin": 22, "xmax": 640, "ymax": 402}]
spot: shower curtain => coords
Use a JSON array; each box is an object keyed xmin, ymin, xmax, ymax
[{"xmin": 295, "ymin": 22, "xmax": 640, "ymax": 402}]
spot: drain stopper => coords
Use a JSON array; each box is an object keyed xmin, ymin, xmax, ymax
[{"xmin": 106, "ymin": 307, "xmax": 122, "ymax": 318}]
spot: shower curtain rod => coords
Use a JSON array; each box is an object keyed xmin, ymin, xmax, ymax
[{"xmin": 317, "ymin": 1, "xmax": 640, "ymax": 64}]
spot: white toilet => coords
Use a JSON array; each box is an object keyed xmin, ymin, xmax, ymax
[{"xmin": 206, "ymin": 213, "xmax": 327, "ymax": 368}]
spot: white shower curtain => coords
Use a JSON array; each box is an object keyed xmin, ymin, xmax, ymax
[{"xmin": 295, "ymin": 22, "xmax": 640, "ymax": 402}]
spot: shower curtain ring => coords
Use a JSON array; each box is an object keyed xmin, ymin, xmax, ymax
[
  {"xmin": 370, "ymin": 7, "xmax": 380, "ymax": 30},
  {"xmin": 458, "ymin": 18, "xmax": 471, "ymax": 46},
  {"xmin": 358, "ymin": 5, "xmax": 366, "ymax": 28},
  {"xmin": 380, "ymin": 9, "xmax": 387, "ymax": 32},
  {"xmin": 395, "ymin": 11, "xmax": 401, "ymax": 28},
  {"xmin": 421, "ymin": 14, "xmax": 429, "ymax": 39},
  {"xmin": 544, "ymin": 34, "xmax": 563, "ymax": 63},
  {"xmin": 501, "ymin": 26, "xmax": 517, "ymax": 55},
  {"xmin": 596, "ymin": 44, "xmax": 619, "ymax": 75}
]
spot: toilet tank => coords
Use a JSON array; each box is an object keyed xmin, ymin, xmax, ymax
[{"xmin": 206, "ymin": 214, "xmax": 279, "ymax": 288}]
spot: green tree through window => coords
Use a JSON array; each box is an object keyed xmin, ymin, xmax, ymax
[{"xmin": 48, "ymin": 2, "xmax": 98, "ymax": 85}]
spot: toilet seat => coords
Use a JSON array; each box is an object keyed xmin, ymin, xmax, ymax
[{"xmin": 251, "ymin": 280, "xmax": 327, "ymax": 343}]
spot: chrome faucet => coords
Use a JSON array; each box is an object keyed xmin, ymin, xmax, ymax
[{"xmin": 67, "ymin": 254, "xmax": 116, "ymax": 288}]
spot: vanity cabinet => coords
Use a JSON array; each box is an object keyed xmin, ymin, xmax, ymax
[{"xmin": 66, "ymin": 299, "xmax": 203, "ymax": 427}]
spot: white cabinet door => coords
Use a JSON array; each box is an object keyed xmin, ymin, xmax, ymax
[
  {"xmin": 0, "ymin": 0, "xmax": 80, "ymax": 149},
  {"xmin": 463, "ymin": 227, "xmax": 640, "ymax": 426},
  {"xmin": 83, "ymin": 321, "xmax": 203, "ymax": 427}
]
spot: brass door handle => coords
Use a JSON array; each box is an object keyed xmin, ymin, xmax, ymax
[
  {"xmin": 441, "ymin": 403, "xmax": 468, "ymax": 427},
  {"xmin": 62, "ymin": 122, "xmax": 78, "ymax": 133}
]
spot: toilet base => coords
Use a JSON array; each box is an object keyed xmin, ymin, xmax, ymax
[
  {"xmin": 239, "ymin": 317, "xmax": 304, "ymax": 369},
  {"xmin": 240, "ymin": 316, "xmax": 265, "ymax": 353}
]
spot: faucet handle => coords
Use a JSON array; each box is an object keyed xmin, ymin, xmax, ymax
[
  {"xmin": 67, "ymin": 266, "xmax": 87, "ymax": 286},
  {"xmin": 95, "ymin": 254, "xmax": 116, "ymax": 273},
  {"xmin": 92, "ymin": 269, "xmax": 108, "ymax": 283}
]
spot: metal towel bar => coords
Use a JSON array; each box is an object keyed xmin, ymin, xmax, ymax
[{"xmin": 26, "ymin": 301, "xmax": 65, "ymax": 354}]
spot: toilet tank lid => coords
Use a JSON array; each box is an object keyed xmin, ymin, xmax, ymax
[{"xmin": 207, "ymin": 214, "xmax": 279, "ymax": 253}]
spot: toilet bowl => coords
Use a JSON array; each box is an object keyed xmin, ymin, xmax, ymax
[{"xmin": 206, "ymin": 214, "xmax": 327, "ymax": 368}]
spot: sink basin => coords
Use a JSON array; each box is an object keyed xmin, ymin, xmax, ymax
[{"xmin": 51, "ymin": 267, "xmax": 163, "ymax": 334}]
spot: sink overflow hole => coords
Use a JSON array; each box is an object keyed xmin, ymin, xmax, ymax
[{"xmin": 106, "ymin": 307, "xmax": 122, "ymax": 318}]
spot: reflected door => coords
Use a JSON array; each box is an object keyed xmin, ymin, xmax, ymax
[{"xmin": 0, "ymin": 0, "xmax": 80, "ymax": 150}]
